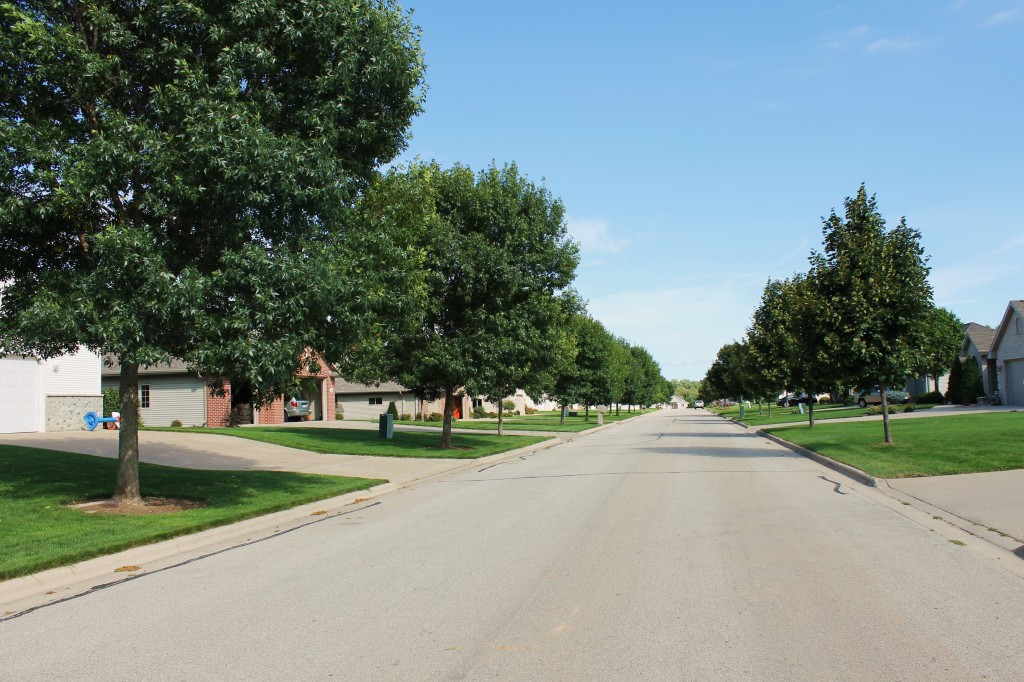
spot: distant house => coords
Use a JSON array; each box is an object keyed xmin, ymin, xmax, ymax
[
  {"xmin": 334, "ymin": 380, "xmax": 420, "ymax": 420},
  {"xmin": 102, "ymin": 354, "xmax": 336, "ymax": 427},
  {"xmin": 0, "ymin": 346, "xmax": 102, "ymax": 434},
  {"xmin": 989, "ymin": 300, "xmax": 1024, "ymax": 405},
  {"xmin": 960, "ymin": 322, "xmax": 998, "ymax": 399}
]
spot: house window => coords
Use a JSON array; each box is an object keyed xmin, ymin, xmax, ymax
[
  {"xmin": 472, "ymin": 398, "xmax": 483, "ymax": 408},
  {"xmin": 140, "ymin": 384, "xmax": 151, "ymax": 409},
  {"xmin": 368, "ymin": 397, "xmax": 382, "ymax": 405}
]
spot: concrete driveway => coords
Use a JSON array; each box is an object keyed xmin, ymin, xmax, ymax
[{"xmin": 0, "ymin": 428, "xmax": 490, "ymax": 486}]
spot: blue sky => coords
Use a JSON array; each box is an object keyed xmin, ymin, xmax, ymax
[{"xmin": 395, "ymin": 1, "xmax": 1023, "ymax": 380}]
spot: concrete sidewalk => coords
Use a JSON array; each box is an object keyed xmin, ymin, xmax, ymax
[{"xmin": 0, "ymin": 429, "xmax": 478, "ymax": 485}]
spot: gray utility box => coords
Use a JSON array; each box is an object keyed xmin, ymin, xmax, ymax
[{"xmin": 379, "ymin": 413, "xmax": 394, "ymax": 439}]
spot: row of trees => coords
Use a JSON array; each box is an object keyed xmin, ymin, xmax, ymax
[
  {"xmin": 699, "ymin": 186, "xmax": 963, "ymax": 443},
  {"xmin": 0, "ymin": 0, "xmax": 666, "ymax": 501}
]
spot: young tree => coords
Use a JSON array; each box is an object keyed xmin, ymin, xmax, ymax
[
  {"xmin": 961, "ymin": 356, "xmax": 984, "ymax": 405},
  {"xmin": 0, "ymin": 0, "xmax": 425, "ymax": 503},
  {"xmin": 915, "ymin": 306, "xmax": 964, "ymax": 393},
  {"xmin": 360, "ymin": 162, "xmax": 578, "ymax": 447},
  {"xmin": 945, "ymin": 356, "xmax": 964, "ymax": 405},
  {"xmin": 812, "ymin": 185, "xmax": 933, "ymax": 443}
]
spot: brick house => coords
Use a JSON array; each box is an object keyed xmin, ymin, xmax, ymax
[{"xmin": 101, "ymin": 353, "xmax": 336, "ymax": 427}]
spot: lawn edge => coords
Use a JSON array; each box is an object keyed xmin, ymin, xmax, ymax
[
  {"xmin": 0, "ymin": 436, "xmax": 562, "ymax": 617},
  {"xmin": 755, "ymin": 428, "xmax": 879, "ymax": 488}
]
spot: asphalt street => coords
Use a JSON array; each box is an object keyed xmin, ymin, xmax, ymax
[{"xmin": 3, "ymin": 411, "xmax": 1023, "ymax": 680}]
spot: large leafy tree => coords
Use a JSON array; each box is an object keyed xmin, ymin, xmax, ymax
[
  {"xmin": 360, "ymin": 161, "xmax": 578, "ymax": 448},
  {"xmin": 0, "ymin": 0, "xmax": 425, "ymax": 502},
  {"xmin": 812, "ymin": 185, "xmax": 932, "ymax": 443}
]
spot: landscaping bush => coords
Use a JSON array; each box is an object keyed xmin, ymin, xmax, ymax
[
  {"xmin": 399, "ymin": 413, "xmax": 412, "ymax": 421},
  {"xmin": 913, "ymin": 390, "xmax": 943, "ymax": 405},
  {"xmin": 524, "ymin": 406, "xmax": 537, "ymax": 415},
  {"xmin": 903, "ymin": 403, "xmax": 915, "ymax": 413},
  {"xmin": 427, "ymin": 412, "xmax": 444, "ymax": 422},
  {"xmin": 502, "ymin": 399, "xmax": 516, "ymax": 412},
  {"xmin": 335, "ymin": 408, "xmax": 344, "ymax": 420},
  {"xmin": 228, "ymin": 404, "xmax": 250, "ymax": 427},
  {"xmin": 170, "ymin": 419, "xmax": 183, "ymax": 428},
  {"xmin": 471, "ymin": 405, "xmax": 488, "ymax": 419},
  {"xmin": 487, "ymin": 411, "xmax": 498, "ymax": 418},
  {"xmin": 387, "ymin": 401, "xmax": 399, "ymax": 419},
  {"xmin": 865, "ymin": 405, "xmax": 884, "ymax": 416},
  {"xmin": 102, "ymin": 388, "xmax": 119, "ymax": 416}
]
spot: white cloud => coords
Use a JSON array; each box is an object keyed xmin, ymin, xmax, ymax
[
  {"xmin": 566, "ymin": 215, "xmax": 630, "ymax": 254},
  {"xmin": 866, "ymin": 36, "xmax": 924, "ymax": 52},
  {"xmin": 586, "ymin": 278, "xmax": 765, "ymax": 380},
  {"xmin": 985, "ymin": 9, "xmax": 1021, "ymax": 26}
]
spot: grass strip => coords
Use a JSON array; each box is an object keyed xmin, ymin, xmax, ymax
[
  {"xmin": 161, "ymin": 426, "xmax": 548, "ymax": 459},
  {"xmin": 393, "ymin": 409, "xmax": 648, "ymax": 432},
  {"xmin": 763, "ymin": 412, "xmax": 1024, "ymax": 478},
  {"xmin": 0, "ymin": 446, "xmax": 384, "ymax": 580}
]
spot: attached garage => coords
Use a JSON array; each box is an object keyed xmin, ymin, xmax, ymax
[
  {"xmin": 1004, "ymin": 359, "xmax": 1024, "ymax": 406},
  {"xmin": 0, "ymin": 356, "xmax": 40, "ymax": 434},
  {"xmin": 101, "ymin": 374, "xmax": 208, "ymax": 427}
]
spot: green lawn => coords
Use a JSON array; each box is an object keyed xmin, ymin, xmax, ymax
[
  {"xmin": 160, "ymin": 426, "xmax": 548, "ymax": 459},
  {"xmin": 392, "ymin": 409, "xmax": 648, "ymax": 433},
  {"xmin": 710, "ymin": 402, "xmax": 935, "ymax": 427},
  {"xmin": 764, "ymin": 412, "xmax": 1024, "ymax": 478},
  {"xmin": 0, "ymin": 446, "xmax": 385, "ymax": 580}
]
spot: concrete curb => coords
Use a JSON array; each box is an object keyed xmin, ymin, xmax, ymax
[
  {"xmin": 0, "ymin": 436, "xmax": 562, "ymax": 615},
  {"xmin": 755, "ymin": 429, "xmax": 878, "ymax": 488}
]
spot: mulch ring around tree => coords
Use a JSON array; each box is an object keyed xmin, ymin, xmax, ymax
[{"xmin": 70, "ymin": 497, "xmax": 208, "ymax": 515}]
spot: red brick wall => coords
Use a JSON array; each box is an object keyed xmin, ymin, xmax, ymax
[
  {"xmin": 206, "ymin": 382, "xmax": 232, "ymax": 428},
  {"xmin": 204, "ymin": 349, "xmax": 337, "ymax": 426}
]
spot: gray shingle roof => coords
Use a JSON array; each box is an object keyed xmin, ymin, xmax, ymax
[{"xmin": 963, "ymin": 323, "xmax": 997, "ymax": 355}]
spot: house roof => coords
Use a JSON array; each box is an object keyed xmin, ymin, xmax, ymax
[
  {"xmin": 102, "ymin": 355, "xmax": 193, "ymax": 377},
  {"xmin": 989, "ymin": 300, "xmax": 1024, "ymax": 357},
  {"xmin": 334, "ymin": 379, "xmax": 410, "ymax": 395},
  {"xmin": 961, "ymin": 322, "xmax": 997, "ymax": 356}
]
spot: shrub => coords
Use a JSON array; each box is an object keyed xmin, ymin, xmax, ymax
[
  {"xmin": 487, "ymin": 411, "xmax": 498, "ymax": 418},
  {"xmin": 913, "ymin": 390, "xmax": 943, "ymax": 405},
  {"xmin": 513, "ymin": 410, "xmax": 520, "ymax": 416},
  {"xmin": 471, "ymin": 405, "xmax": 488, "ymax": 419},
  {"xmin": 903, "ymin": 403, "xmax": 915, "ymax": 413},
  {"xmin": 399, "ymin": 413, "xmax": 412, "ymax": 421},
  {"xmin": 170, "ymin": 419, "xmax": 183, "ymax": 428},
  {"xmin": 501, "ymin": 399, "xmax": 516, "ymax": 412},
  {"xmin": 387, "ymin": 401, "xmax": 399, "ymax": 419},
  {"xmin": 865, "ymin": 405, "xmax": 883, "ymax": 416},
  {"xmin": 524, "ymin": 406, "xmax": 537, "ymax": 415},
  {"xmin": 102, "ymin": 388, "xmax": 120, "ymax": 416},
  {"xmin": 228, "ymin": 404, "xmax": 250, "ymax": 427},
  {"xmin": 427, "ymin": 412, "xmax": 444, "ymax": 422}
]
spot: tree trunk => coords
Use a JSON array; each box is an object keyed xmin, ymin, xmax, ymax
[
  {"xmin": 497, "ymin": 394, "xmax": 504, "ymax": 437},
  {"xmin": 808, "ymin": 399, "xmax": 815, "ymax": 428},
  {"xmin": 114, "ymin": 362, "xmax": 143, "ymax": 505},
  {"xmin": 880, "ymin": 382, "xmax": 893, "ymax": 444},
  {"xmin": 585, "ymin": 404, "xmax": 590, "ymax": 421},
  {"xmin": 559, "ymin": 403, "xmax": 565, "ymax": 425},
  {"xmin": 441, "ymin": 386, "xmax": 455, "ymax": 449}
]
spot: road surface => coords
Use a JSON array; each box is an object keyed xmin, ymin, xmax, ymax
[{"xmin": 3, "ymin": 410, "xmax": 1023, "ymax": 680}]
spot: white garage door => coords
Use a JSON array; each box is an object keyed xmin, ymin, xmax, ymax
[
  {"xmin": 1, "ymin": 357, "xmax": 40, "ymax": 433},
  {"xmin": 1005, "ymin": 359, "xmax": 1024, "ymax": 406}
]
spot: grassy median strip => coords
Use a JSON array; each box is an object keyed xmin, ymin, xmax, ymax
[
  {"xmin": 166, "ymin": 427, "xmax": 548, "ymax": 459},
  {"xmin": 0, "ymin": 446, "xmax": 385, "ymax": 580},
  {"xmin": 763, "ymin": 412, "xmax": 1024, "ymax": 478},
  {"xmin": 394, "ymin": 409, "xmax": 648, "ymax": 432}
]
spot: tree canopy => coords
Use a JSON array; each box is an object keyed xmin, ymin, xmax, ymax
[
  {"xmin": 0, "ymin": 0, "xmax": 426, "ymax": 501},
  {"xmin": 357, "ymin": 161, "xmax": 579, "ymax": 447}
]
